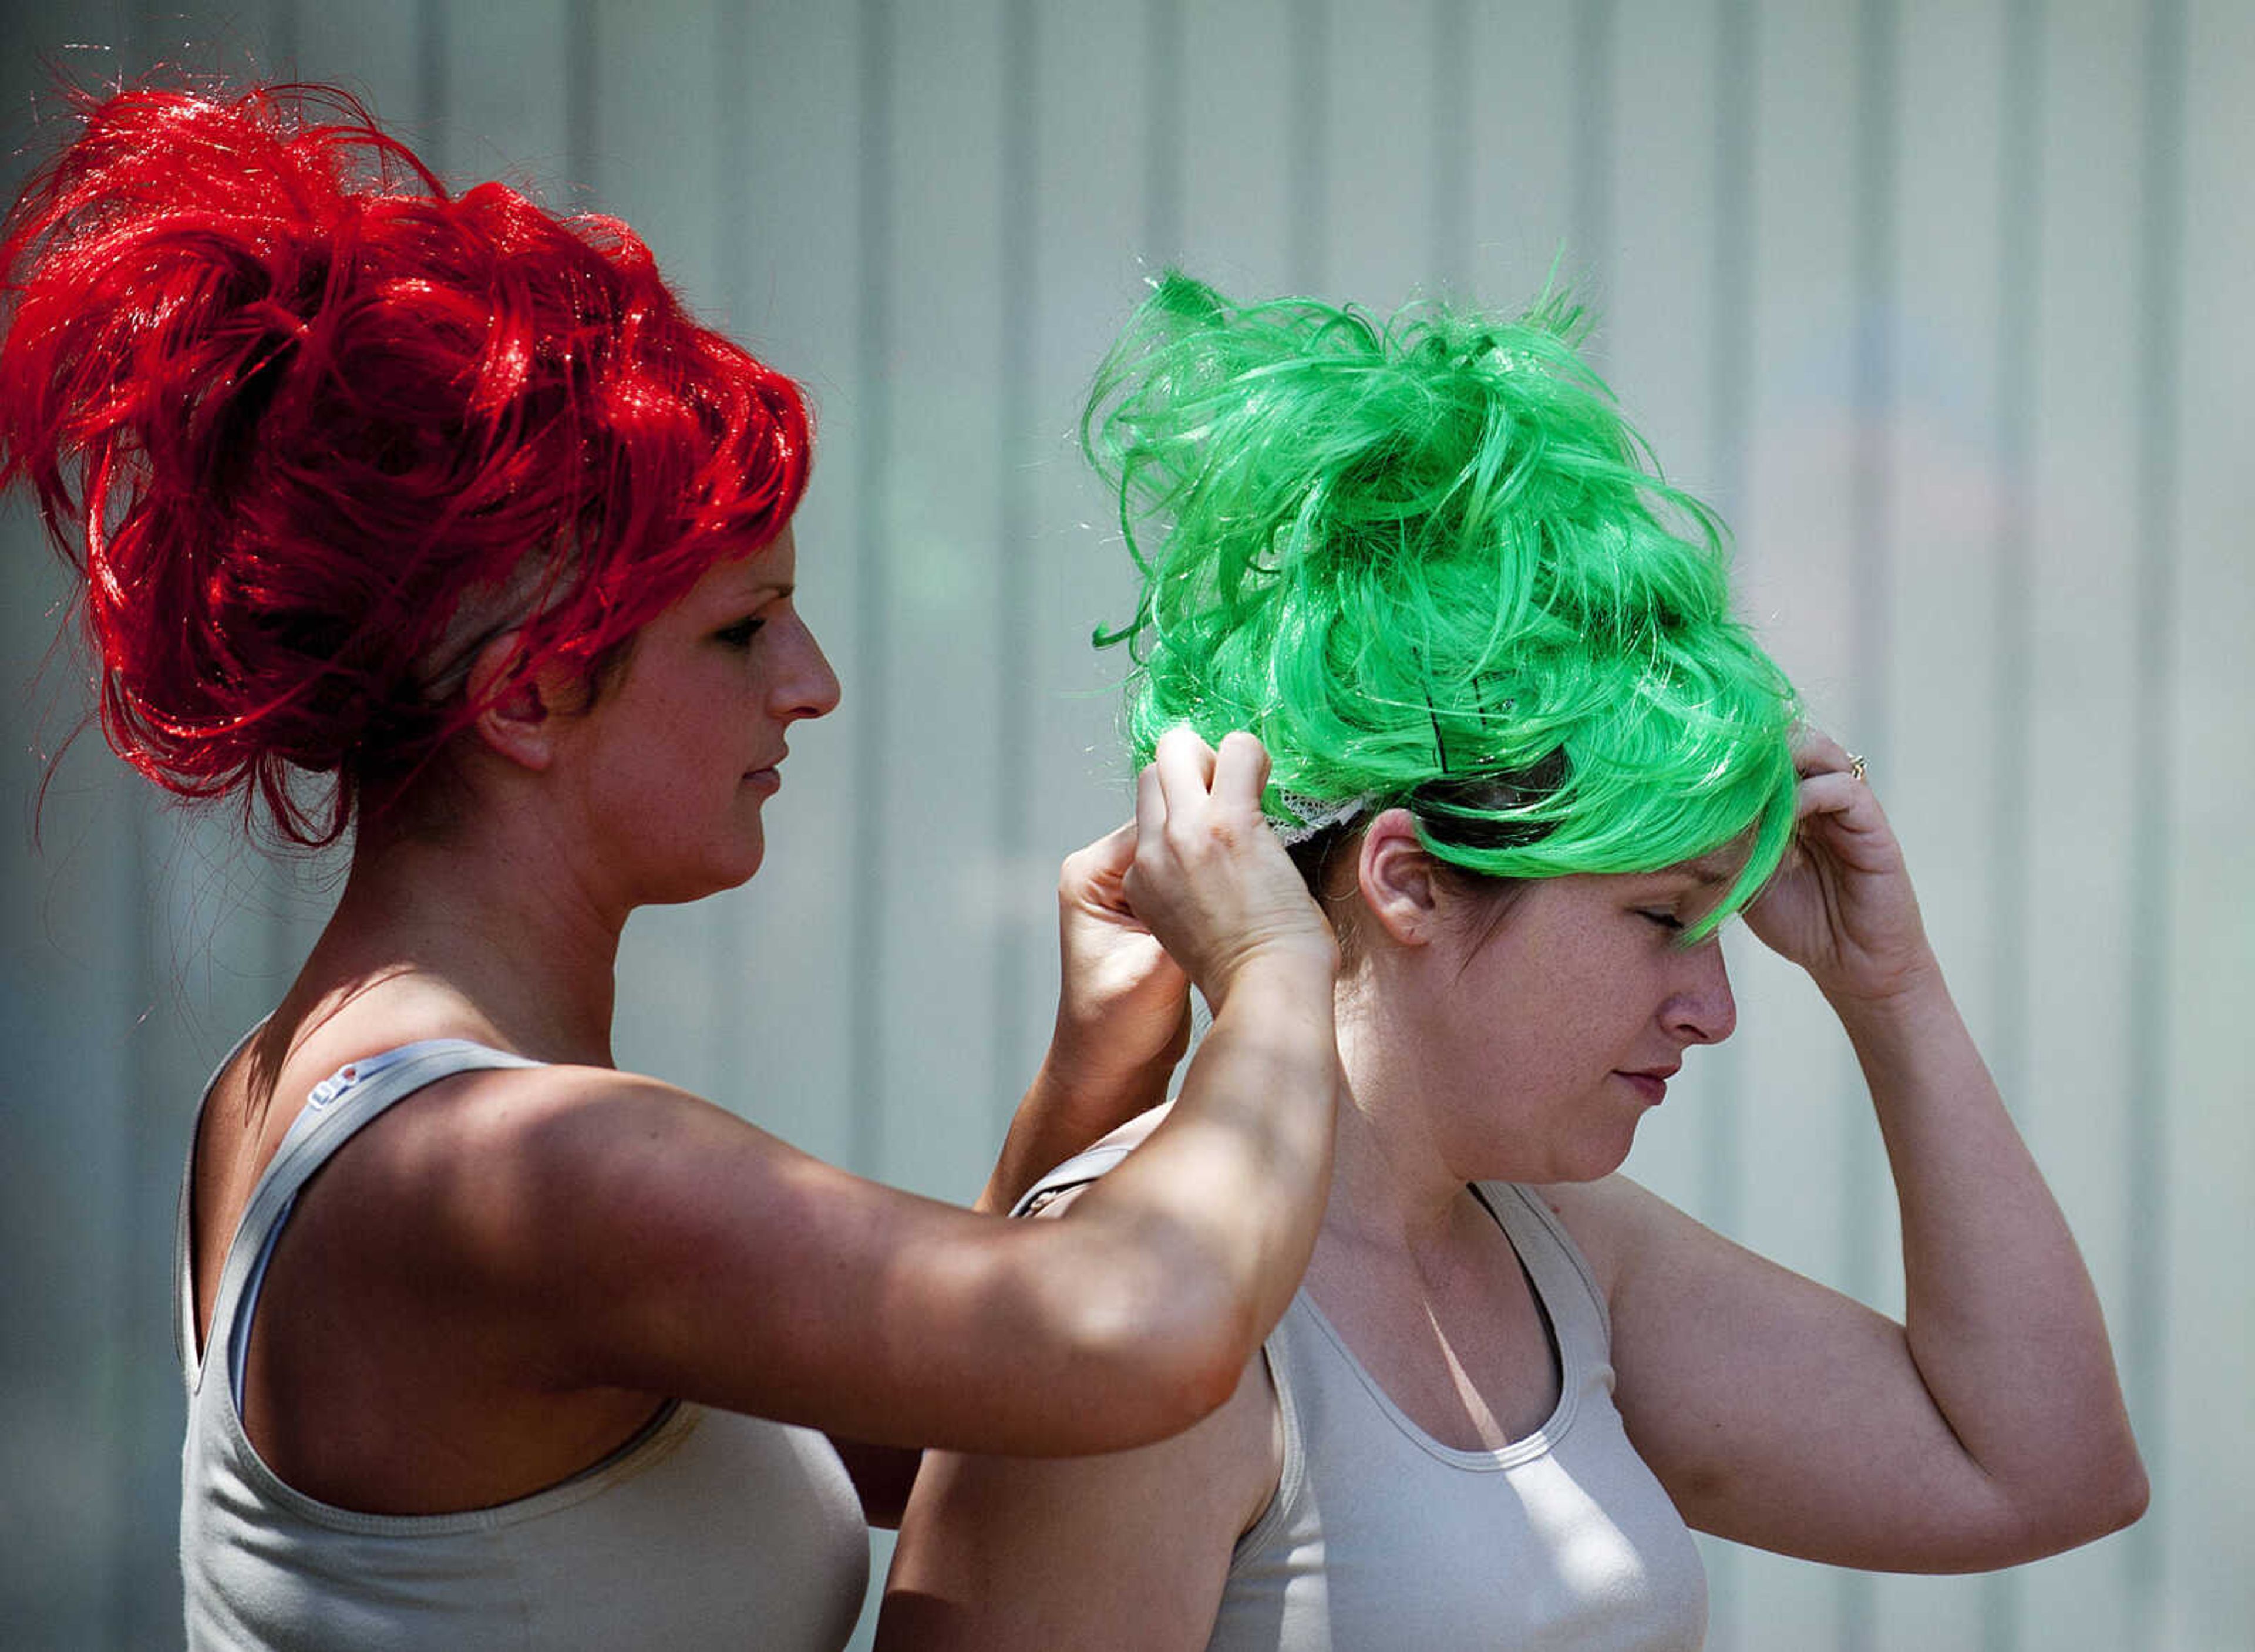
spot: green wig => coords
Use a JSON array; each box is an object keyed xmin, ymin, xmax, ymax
[{"xmin": 1083, "ymin": 271, "xmax": 1799, "ymax": 938}]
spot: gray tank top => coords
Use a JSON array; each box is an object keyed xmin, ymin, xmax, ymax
[
  {"xmin": 176, "ymin": 1038, "xmax": 869, "ymax": 1651},
  {"xmin": 1018, "ymin": 1152, "xmax": 1707, "ymax": 1650},
  {"xmin": 1218, "ymin": 1182, "xmax": 1706, "ymax": 1650}
]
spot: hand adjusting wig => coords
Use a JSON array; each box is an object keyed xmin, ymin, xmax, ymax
[
  {"xmin": 1083, "ymin": 272, "xmax": 1799, "ymax": 936},
  {"xmin": 0, "ymin": 81, "xmax": 809, "ymax": 846}
]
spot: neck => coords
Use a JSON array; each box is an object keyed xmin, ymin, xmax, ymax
[
  {"xmin": 275, "ymin": 803, "xmax": 628, "ymax": 1072},
  {"xmin": 1323, "ymin": 971, "xmax": 1480, "ymax": 1256}
]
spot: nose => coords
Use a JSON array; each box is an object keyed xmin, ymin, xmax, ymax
[
  {"xmin": 775, "ymin": 613, "xmax": 841, "ymax": 722},
  {"xmin": 1663, "ymin": 940, "xmax": 1737, "ymax": 1047}
]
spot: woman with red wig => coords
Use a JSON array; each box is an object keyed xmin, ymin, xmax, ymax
[{"xmin": 0, "ymin": 83, "xmax": 1342, "ymax": 1648}]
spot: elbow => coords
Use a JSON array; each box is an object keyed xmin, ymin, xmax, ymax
[
  {"xmin": 2097, "ymin": 1452, "xmax": 2152, "ymax": 1537},
  {"xmin": 1153, "ymin": 1318, "xmax": 1258, "ymax": 1428},
  {"xmin": 1040, "ymin": 1265, "xmax": 1256, "ymax": 1451},
  {"xmin": 2008, "ymin": 1444, "xmax": 2150, "ymax": 1561},
  {"xmin": 2075, "ymin": 1428, "xmax": 2152, "ymax": 1545},
  {"xmin": 1092, "ymin": 1291, "xmax": 1253, "ymax": 1441}
]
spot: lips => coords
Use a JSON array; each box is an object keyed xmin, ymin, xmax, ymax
[{"xmin": 1614, "ymin": 1064, "xmax": 1680, "ymax": 1105}]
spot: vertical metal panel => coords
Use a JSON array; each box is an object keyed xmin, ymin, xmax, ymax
[
  {"xmin": 1702, "ymin": 4, "xmax": 1757, "ymax": 1641},
  {"xmin": 2123, "ymin": 0, "xmax": 2185, "ymax": 1628},
  {"xmin": 1324, "ymin": 1, "xmax": 1432, "ymax": 310},
  {"xmin": 1985, "ymin": 9, "xmax": 2043, "ymax": 1647},
  {"xmin": 869, "ymin": 0, "xmax": 1011, "ymax": 1199},
  {"xmin": 1571, "ymin": 0, "xmax": 1616, "ymax": 301},
  {"xmin": 268, "ymin": 0, "xmax": 300, "ymax": 77},
  {"xmin": 1144, "ymin": 0, "xmax": 1184, "ymax": 263},
  {"xmin": 98, "ymin": 22, "xmax": 188, "ymax": 1638},
  {"xmin": 425, "ymin": 1, "xmax": 570, "ymax": 191},
  {"xmin": 2158, "ymin": 7, "xmax": 2255, "ymax": 1644},
  {"xmin": 2015, "ymin": 3, "xmax": 2149, "ymax": 1643},
  {"xmin": 413, "ymin": 0, "xmax": 447, "ymax": 168},
  {"xmin": 1177, "ymin": 0, "xmax": 1294, "ymax": 290},
  {"xmin": 850, "ymin": 0, "xmax": 893, "ymax": 1176},
  {"xmin": 691, "ymin": 2, "xmax": 860, "ymax": 1166},
  {"xmin": 1732, "ymin": 0, "xmax": 1863, "ymax": 1640},
  {"xmin": 1021, "ymin": 0, "xmax": 1163, "ymax": 994},
  {"xmin": 1428, "ymin": 0, "xmax": 1471, "ymax": 292},
  {"xmin": 1841, "ymin": 11, "xmax": 1897, "ymax": 1649},
  {"xmin": 564, "ymin": 0, "xmax": 597, "ymax": 200},
  {"xmin": 1873, "ymin": 15, "xmax": 2022, "ymax": 1643},
  {"xmin": 297, "ymin": 0, "xmax": 418, "ymax": 112},
  {"xmin": 1463, "ymin": 1, "xmax": 1578, "ymax": 295},
  {"xmin": 708, "ymin": 0, "xmax": 753, "ymax": 1111},
  {"xmin": 595, "ymin": 0, "xmax": 745, "ymax": 1110},
  {"xmin": 0, "ymin": 2, "xmax": 2248, "ymax": 1643},
  {"xmin": 991, "ymin": 0, "xmax": 1039, "ymax": 1119},
  {"xmin": 1287, "ymin": 0, "xmax": 1329, "ymax": 291},
  {"xmin": 1606, "ymin": 0, "xmax": 1723, "ymax": 1294}
]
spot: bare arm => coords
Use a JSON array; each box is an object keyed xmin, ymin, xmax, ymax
[
  {"xmin": 978, "ymin": 820, "xmax": 1192, "ymax": 1216},
  {"xmin": 846, "ymin": 816, "xmax": 1194, "ymax": 1513},
  {"xmin": 403, "ymin": 730, "xmax": 1338, "ymax": 1457},
  {"xmin": 1557, "ymin": 732, "xmax": 2145, "ymax": 1569},
  {"xmin": 879, "ymin": 1179, "xmax": 1280, "ymax": 1648}
]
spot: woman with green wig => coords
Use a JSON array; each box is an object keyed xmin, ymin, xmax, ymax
[{"xmin": 881, "ymin": 274, "xmax": 2146, "ymax": 1649}]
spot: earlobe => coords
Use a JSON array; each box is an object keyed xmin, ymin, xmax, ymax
[
  {"xmin": 1357, "ymin": 808, "xmax": 1442, "ymax": 945},
  {"xmin": 464, "ymin": 631, "xmax": 556, "ymax": 772}
]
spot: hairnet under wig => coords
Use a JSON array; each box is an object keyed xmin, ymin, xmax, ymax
[{"xmin": 1083, "ymin": 272, "xmax": 1799, "ymax": 934}]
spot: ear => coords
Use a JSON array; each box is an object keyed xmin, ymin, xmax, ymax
[
  {"xmin": 1355, "ymin": 808, "xmax": 1443, "ymax": 946},
  {"xmin": 463, "ymin": 631, "xmax": 558, "ymax": 772}
]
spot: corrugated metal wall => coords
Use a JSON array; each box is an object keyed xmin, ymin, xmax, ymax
[{"xmin": 1, "ymin": 3, "xmax": 2247, "ymax": 1648}]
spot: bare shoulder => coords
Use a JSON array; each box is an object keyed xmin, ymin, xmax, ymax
[
  {"xmin": 312, "ymin": 1061, "xmax": 763, "ymax": 1199},
  {"xmin": 929, "ymin": 1092, "xmax": 1279, "ymax": 1507},
  {"xmin": 1019, "ymin": 1100, "xmax": 1175, "ymax": 1218},
  {"xmin": 881, "ymin": 1101, "xmax": 1283, "ymax": 1646},
  {"xmin": 884, "ymin": 1346, "xmax": 1281, "ymax": 1650},
  {"xmin": 292, "ymin": 1059, "xmax": 819, "ymax": 1307},
  {"xmin": 1524, "ymin": 1174, "xmax": 1688, "ymax": 1301}
]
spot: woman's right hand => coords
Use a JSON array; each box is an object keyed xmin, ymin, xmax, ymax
[
  {"xmin": 1124, "ymin": 727, "xmax": 1338, "ymax": 1010},
  {"xmin": 980, "ymin": 729, "xmax": 1331, "ymax": 1217}
]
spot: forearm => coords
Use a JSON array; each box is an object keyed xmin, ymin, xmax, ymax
[
  {"xmin": 1071, "ymin": 950, "xmax": 1339, "ymax": 1371},
  {"xmin": 977, "ymin": 1032, "xmax": 1182, "ymax": 1215},
  {"xmin": 1841, "ymin": 965, "xmax": 2145, "ymax": 1521}
]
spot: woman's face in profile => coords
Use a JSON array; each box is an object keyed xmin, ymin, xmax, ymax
[
  {"xmin": 1407, "ymin": 853, "xmax": 1744, "ymax": 1184},
  {"xmin": 554, "ymin": 526, "xmax": 840, "ymax": 906}
]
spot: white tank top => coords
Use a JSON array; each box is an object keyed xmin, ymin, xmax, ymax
[
  {"xmin": 175, "ymin": 1038, "xmax": 869, "ymax": 1651},
  {"xmin": 1213, "ymin": 1182, "xmax": 1707, "ymax": 1650},
  {"xmin": 1018, "ymin": 1148, "xmax": 1707, "ymax": 1651}
]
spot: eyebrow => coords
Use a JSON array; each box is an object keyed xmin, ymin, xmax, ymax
[{"xmin": 1651, "ymin": 851, "xmax": 1742, "ymax": 887}]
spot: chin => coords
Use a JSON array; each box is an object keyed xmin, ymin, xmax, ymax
[
  {"xmin": 645, "ymin": 847, "xmax": 765, "ymax": 907},
  {"xmin": 1550, "ymin": 1130, "xmax": 1640, "ymax": 1186}
]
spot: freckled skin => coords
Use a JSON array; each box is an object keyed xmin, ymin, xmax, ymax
[{"xmin": 1383, "ymin": 865, "xmax": 1738, "ymax": 1187}]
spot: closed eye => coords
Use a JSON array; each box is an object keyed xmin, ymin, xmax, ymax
[
  {"xmin": 1638, "ymin": 909, "xmax": 1685, "ymax": 934},
  {"xmin": 714, "ymin": 616, "xmax": 767, "ymax": 650}
]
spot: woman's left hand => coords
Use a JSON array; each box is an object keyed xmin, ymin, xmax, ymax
[
  {"xmin": 1741, "ymin": 726, "xmax": 1936, "ymax": 1005},
  {"xmin": 1049, "ymin": 819, "xmax": 1194, "ymax": 1099},
  {"xmin": 978, "ymin": 821, "xmax": 1193, "ymax": 1214}
]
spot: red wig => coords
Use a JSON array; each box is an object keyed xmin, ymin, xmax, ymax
[{"xmin": 0, "ymin": 81, "xmax": 811, "ymax": 846}]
